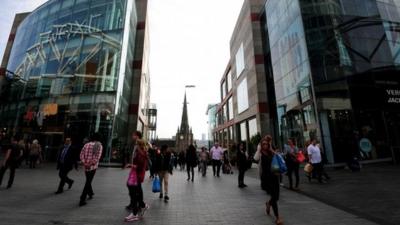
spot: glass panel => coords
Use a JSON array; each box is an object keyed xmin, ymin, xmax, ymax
[
  {"xmin": 228, "ymin": 97, "xmax": 234, "ymax": 120},
  {"xmin": 248, "ymin": 118, "xmax": 258, "ymax": 138},
  {"xmin": 237, "ymin": 77, "xmax": 249, "ymax": 114},
  {"xmin": 235, "ymin": 43, "xmax": 245, "ymax": 77},
  {"xmin": 221, "ymin": 80, "xmax": 226, "ymax": 100},
  {"xmin": 240, "ymin": 121, "xmax": 247, "ymax": 141},
  {"xmin": 227, "ymin": 70, "xmax": 232, "ymax": 91}
]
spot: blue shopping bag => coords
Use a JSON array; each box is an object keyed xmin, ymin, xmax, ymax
[
  {"xmin": 152, "ymin": 176, "xmax": 161, "ymax": 193},
  {"xmin": 271, "ymin": 154, "xmax": 287, "ymax": 174}
]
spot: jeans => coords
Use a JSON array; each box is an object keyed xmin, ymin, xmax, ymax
[
  {"xmin": 212, "ymin": 160, "xmax": 221, "ymax": 176},
  {"xmin": 238, "ymin": 168, "xmax": 246, "ymax": 185},
  {"xmin": 0, "ymin": 161, "xmax": 16, "ymax": 188},
  {"xmin": 287, "ymin": 162, "xmax": 299, "ymax": 188},
  {"xmin": 200, "ymin": 161, "xmax": 207, "ymax": 176},
  {"xmin": 311, "ymin": 163, "xmax": 323, "ymax": 182},
  {"xmin": 127, "ymin": 183, "xmax": 145, "ymax": 215},
  {"xmin": 80, "ymin": 170, "xmax": 96, "ymax": 202},
  {"xmin": 57, "ymin": 165, "xmax": 73, "ymax": 191},
  {"xmin": 29, "ymin": 155, "xmax": 39, "ymax": 168},
  {"xmin": 187, "ymin": 166, "xmax": 194, "ymax": 180},
  {"xmin": 158, "ymin": 171, "xmax": 169, "ymax": 195}
]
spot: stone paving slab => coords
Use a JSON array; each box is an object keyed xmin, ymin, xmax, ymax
[
  {"xmin": 0, "ymin": 164, "xmax": 379, "ymax": 225},
  {"xmin": 247, "ymin": 163, "xmax": 400, "ymax": 225}
]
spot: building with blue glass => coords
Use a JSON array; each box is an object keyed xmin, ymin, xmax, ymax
[
  {"xmin": 214, "ymin": 0, "xmax": 400, "ymax": 164},
  {"xmin": 261, "ymin": 0, "xmax": 400, "ymax": 163},
  {"xmin": 0, "ymin": 0, "xmax": 150, "ymax": 163}
]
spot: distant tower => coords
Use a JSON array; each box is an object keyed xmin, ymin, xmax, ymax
[{"xmin": 175, "ymin": 93, "xmax": 194, "ymax": 152}]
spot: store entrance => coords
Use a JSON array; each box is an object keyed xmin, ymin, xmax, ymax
[{"xmin": 385, "ymin": 111, "xmax": 400, "ymax": 164}]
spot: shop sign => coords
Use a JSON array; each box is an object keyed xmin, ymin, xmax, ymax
[
  {"xmin": 386, "ymin": 89, "xmax": 400, "ymax": 104},
  {"xmin": 42, "ymin": 103, "xmax": 58, "ymax": 116},
  {"xmin": 359, "ymin": 138, "xmax": 372, "ymax": 153}
]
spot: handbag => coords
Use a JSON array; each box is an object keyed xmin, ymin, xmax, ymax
[
  {"xmin": 152, "ymin": 175, "xmax": 161, "ymax": 193},
  {"xmin": 296, "ymin": 151, "xmax": 306, "ymax": 163},
  {"xmin": 304, "ymin": 163, "xmax": 313, "ymax": 173},
  {"xmin": 271, "ymin": 154, "xmax": 287, "ymax": 174},
  {"xmin": 127, "ymin": 168, "xmax": 138, "ymax": 186}
]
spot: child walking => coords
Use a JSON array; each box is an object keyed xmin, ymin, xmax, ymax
[{"xmin": 125, "ymin": 140, "xmax": 149, "ymax": 222}]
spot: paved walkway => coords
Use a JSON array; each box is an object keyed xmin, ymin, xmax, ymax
[{"xmin": 0, "ymin": 164, "xmax": 378, "ymax": 225}]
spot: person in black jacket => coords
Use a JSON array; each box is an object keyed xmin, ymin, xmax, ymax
[
  {"xmin": 55, "ymin": 137, "xmax": 78, "ymax": 194},
  {"xmin": 153, "ymin": 145, "xmax": 173, "ymax": 202},
  {"xmin": 185, "ymin": 144, "xmax": 198, "ymax": 182},
  {"xmin": 0, "ymin": 136, "xmax": 22, "ymax": 189},
  {"xmin": 237, "ymin": 141, "xmax": 250, "ymax": 188}
]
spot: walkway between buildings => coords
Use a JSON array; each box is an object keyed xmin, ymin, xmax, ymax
[{"xmin": 0, "ymin": 164, "xmax": 379, "ymax": 225}]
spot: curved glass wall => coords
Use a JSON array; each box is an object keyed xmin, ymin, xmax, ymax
[
  {"xmin": 300, "ymin": 0, "xmax": 400, "ymax": 162},
  {"xmin": 263, "ymin": 0, "xmax": 400, "ymax": 163},
  {"xmin": 263, "ymin": 0, "xmax": 316, "ymax": 150},
  {"xmin": 0, "ymin": 0, "xmax": 136, "ymax": 162}
]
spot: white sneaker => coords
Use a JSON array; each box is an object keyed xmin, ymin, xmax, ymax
[
  {"xmin": 139, "ymin": 204, "xmax": 150, "ymax": 217},
  {"xmin": 125, "ymin": 213, "xmax": 140, "ymax": 222}
]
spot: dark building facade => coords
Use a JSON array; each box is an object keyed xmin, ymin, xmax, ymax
[
  {"xmin": 0, "ymin": 0, "xmax": 150, "ymax": 163},
  {"xmin": 261, "ymin": 0, "xmax": 400, "ymax": 163}
]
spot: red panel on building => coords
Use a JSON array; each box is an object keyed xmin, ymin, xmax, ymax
[
  {"xmin": 132, "ymin": 60, "xmax": 142, "ymax": 69},
  {"xmin": 8, "ymin": 34, "xmax": 15, "ymax": 42},
  {"xmin": 0, "ymin": 68, "xmax": 6, "ymax": 76},
  {"xmin": 137, "ymin": 21, "xmax": 145, "ymax": 30},
  {"xmin": 255, "ymin": 54, "xmax": 264, "ymax": 64},
  {"xmin": 251, "ymin": 13, "xmax": 259, "ymax": 21},
  {"xmin": 258, "ymin": 103, "xmax": 269, "ymax": 113},
  {"xmin": 129, "ymin": 104, "xmax": 139, "ymax": 115}
]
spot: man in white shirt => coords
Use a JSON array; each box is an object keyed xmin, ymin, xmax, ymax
[
  {"xmin": 307, "ymin": 138, "xmax": 323, "ymax": 183},
  {"xmin": 210, "ymin": 142, "xmax": 223, "ymax": 177}
]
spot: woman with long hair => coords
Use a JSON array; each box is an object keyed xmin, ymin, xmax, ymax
[
  {"xmin": 254, "ymin": 135, "xmax": 283, "ymax": 225},
  {"xmin": 125, "ymin": 139, "xmax": 149, "ymax": 221}
]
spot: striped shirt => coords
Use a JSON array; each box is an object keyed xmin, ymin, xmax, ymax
[{"xmin": 80, "ymin": 141, "xmax": 103, "ymax": 171}]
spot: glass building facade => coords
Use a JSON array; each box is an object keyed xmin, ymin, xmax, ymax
[
  {"xmin": 0, "ymin": 0, "xmax": 144, "ymax": 162},
  {"xmin": 262, "ymin": 0, "xmax": 400, "ymax": 163}
]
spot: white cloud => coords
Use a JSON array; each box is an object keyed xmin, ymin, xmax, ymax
[{"xmin": 148, "ymin": 0, "xmax": 244, "ymax": 139}]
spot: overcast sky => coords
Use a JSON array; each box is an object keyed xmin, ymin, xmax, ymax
[{"xmin": 0, "ymin": 0, "xmax": 244, "ymax": 140}]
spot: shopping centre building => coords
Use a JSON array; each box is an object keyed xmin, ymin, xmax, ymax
[
  {"xmin": 0, "ymin": 0, "xmax": 150, "ymax": 163},
  {"xmin": 215, "ymin": 0, "xmax": 400, "ymax": 164}
]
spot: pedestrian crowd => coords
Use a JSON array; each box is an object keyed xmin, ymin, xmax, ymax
[{"xmin": 0, "ymin": 130, "xmax": 331, "ymax": 225}]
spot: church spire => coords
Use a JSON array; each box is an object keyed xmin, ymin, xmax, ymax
[{"xmin": 180, "ymin": 92, "xmax": 189, "ymax": 133}]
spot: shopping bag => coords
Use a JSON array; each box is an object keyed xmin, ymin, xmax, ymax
[
  {"xmin": 152, "ymin": 176, "xmax": 161, "ymax": 193},
  {"xmin": 127, "ymin": 168, "xmax": 138, "ymax": 186},
  {"xmin": 304, "ymin": 163, "xmax": 313, "ymax": 173},
  {"xmin": 296, "ymin": 151, "xmax": 306, "ymax": 163},
  {"xmin": 271, "ymin": 154, "xmax": 287, "ymax": 174}
]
